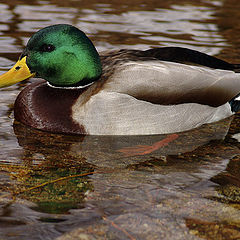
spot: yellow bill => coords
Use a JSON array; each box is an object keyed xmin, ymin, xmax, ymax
[{"xmin": 0, "ymin": 56, "xmax": 35, "ymax": 88}]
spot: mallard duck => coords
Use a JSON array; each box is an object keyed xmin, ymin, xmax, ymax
[{"xmin": 0, "ymin": 24, "xmax": 240, "ymax": 135}]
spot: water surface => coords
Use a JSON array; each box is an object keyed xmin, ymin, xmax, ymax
[{"xmin": 0, "ymin": 0, "xmax": 240, "ymax": 239}]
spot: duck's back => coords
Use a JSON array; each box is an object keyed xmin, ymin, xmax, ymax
[{"xmin": 71, "ymin": 48, "xmax": 240, "ymax": 135}]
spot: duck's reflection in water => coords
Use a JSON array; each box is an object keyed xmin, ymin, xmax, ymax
[{"xmin": 13, "ymin": 116, "xmax": 233, "ymax": 168}]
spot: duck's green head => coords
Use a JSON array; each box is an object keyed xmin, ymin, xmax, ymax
[{"xmin": 0, "ymin": 24, "xmax": 102, "ymax": 88}]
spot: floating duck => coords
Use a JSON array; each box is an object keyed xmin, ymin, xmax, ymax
[{"xmin": 0, "ymin": 24, "xmax": 240, "ymax": 135}]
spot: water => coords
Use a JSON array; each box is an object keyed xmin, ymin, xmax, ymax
[{"xmin": 0, "ymin": 0, "xmax": 240, "ymax": 239}]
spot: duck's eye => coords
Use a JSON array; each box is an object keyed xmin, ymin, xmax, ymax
[{"xmin": 39, "ymin": 44, "xmax": 55, "ymax": 52}]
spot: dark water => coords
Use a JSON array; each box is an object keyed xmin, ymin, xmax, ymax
[{"xmin": 0, "ymin": 0, "xmax": 240, "ymax": 239}]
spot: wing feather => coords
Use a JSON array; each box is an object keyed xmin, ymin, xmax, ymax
[{"xmin": 103, "ymin": 60, "xmax": 240, "ymax": 107}]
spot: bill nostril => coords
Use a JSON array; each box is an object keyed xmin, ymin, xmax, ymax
[{"xmin": 15, "ymin": 66, "xmax": 21, "ymax": 71}]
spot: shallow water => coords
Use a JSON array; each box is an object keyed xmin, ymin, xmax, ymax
[{"xmin": 0, "ymin": 0, "xmax": 240, "ymax": 239}]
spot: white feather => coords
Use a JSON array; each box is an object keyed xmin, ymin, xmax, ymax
[
  {"xmin": 72, "ymin": 91, "xmax": 232, "ymax": 135},
  {"xmin": 71, "ymin": 60, "xmax": 239, "ymax": 135}
]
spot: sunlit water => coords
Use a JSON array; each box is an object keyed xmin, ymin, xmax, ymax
[{"xmin": 0, "ymin": 0, "xmax": 240, "ymax": 239}]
